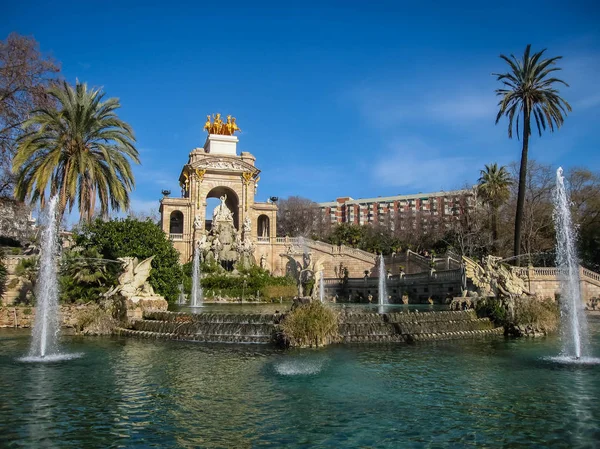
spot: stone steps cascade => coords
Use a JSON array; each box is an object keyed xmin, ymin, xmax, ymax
[
  {"xmin": 338, "ymin": 310, "xmax": 502, "ymax": 343},
  {"xmin": 116, "ymin": 309, "xmax": 503, "ymax": 345}
]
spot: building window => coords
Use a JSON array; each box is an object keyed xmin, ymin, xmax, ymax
[{"xmin": 169, "ymin": 210, "xmax": 184, "ymax": 234}]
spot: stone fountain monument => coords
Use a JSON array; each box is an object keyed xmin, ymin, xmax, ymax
[{"xmin": 195, "ymin": 194, "xmax": 255, "ymax": 271}]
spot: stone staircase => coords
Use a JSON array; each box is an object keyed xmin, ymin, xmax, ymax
[
  {"xmin": 116, "ymin": 311, "xmax": 278, "ymax": 344},
  {"xmin": 338, "ymin": 310, "xmax": 503, "ymax": 343}
]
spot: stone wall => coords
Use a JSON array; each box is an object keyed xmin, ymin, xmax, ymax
[
  {"xmin": 255, "ymin": 238, "xmax": 377, "ymax": 279},
  {"xmin": 1, "ymin": 255, "xmax": 35, "ymax": 305},
  {"xmin": 0, "ymin": 299, "xmax": 169, "ymax": 328},
  {"xmin": 325, "ymin": 269, "xmax": 463, "ymax": 303},
  {"xmin": 325, "ymin": 265, "xmax": 600, "ymax": 304},
  {"xmin": 0, "ymin": 304, "xmax": 89, "ymax": 328},
  {"xmin": 0, "ymin": 198, "xmax": 35, "ymax": 245},
  {"xmin": 515, "ymin": 266, "xmax": 600, "ymax": 301}
]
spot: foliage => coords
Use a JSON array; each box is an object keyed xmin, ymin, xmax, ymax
[
  {"xmin": 476, "ymin": 296, "xmax": 559, "ymax": 334},
  {"xmin": 262, "ymin": 284, "xmax": 297, "ymax": 300},
  {"xmin": 0, "ymin": 33, "xmax": 60, "ymax": 196},
  {"xmin": 196, "ymin": 264, "xmax": 295, "ymax": 301},
  {"xmin": 59, "ymin": 247, "xmax": 116, "ymax": 303},
  {"xmin": 568, "ymin": 168, "xmax": 600, "ymax": 272},
  {"xmin": 74, "ymin": 218, "xmax": 183, "ymax": 301},
  {"xmin": 323, "ymin": 223, "xmax": 403, "ymax": 255},
  {"xmin": 475, "ymin": 297, "xmax": 507, "ymax": 326},
  {"xmin": 276, "ymin": 196, "xmax": 324, "ymax": 237},
  {"xmin": 13, "ymin": 80, "xmax": 140, "ymax": 221},
  {"xmin": 512, "ymin": 297, "xmax": 559, "ymax": 333},
  {"xmin": 73, "ymin": 302, "xmax": 119, "ymax": 335},
  {"xmin": 494, "ymin": 44, "xmax": 571, "ymax": 258},
  {"xmin": 13, "ymin": 256, "xmax": 38, "ymax": 303},
  {"xmin": 279, "ymin": 301, "xmax": 339, "ymax": 347},
  {"xmin": 478, "ymin": 163, "xmax": 512, "ymax": 245}
]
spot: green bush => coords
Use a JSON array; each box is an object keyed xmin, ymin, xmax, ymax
[
  {"xmin": 189, "ymin": 263, "xmax": 295, "ymax": 301},
  {"xmin": 513, "ymin": 297, "xmax": 559, "ymax": 333},
  {"xmin": 59, "ymin": 247, "xmax": 116, "ymax": 303},
  {"xmin": 73, "ymin": 304, "xmax": 118, "ymax": 335},
  {"xmin": 476, "ymin": 296, "xmax": 559, "ymax": 334},
  {"xmin": 74, "ymin": 218, "xmax": 183, "ymax": 301},
  {"xmin": 280, "ymin": 301, "xmax": 339, "ymax": 347},
  {"xmin": 262, "ymin": 285, "xmax": 297, "ymax": 301}
]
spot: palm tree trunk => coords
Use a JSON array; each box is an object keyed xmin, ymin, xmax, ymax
[
  {"xmin": 513, "ymin": 109, "xmax": 530, "ymax": 263},
  {"xmin": 59, "ymin": 160, "xmax": 71, "ymax": 220},
  {"xmin": 491, "ymin": 206, "xmax": 498, "ymax": 251}
]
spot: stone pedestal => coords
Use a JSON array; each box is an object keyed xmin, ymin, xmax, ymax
[
  {"xmin": 204, "ymin": 134, "xmax": 238, "ymax": 156},
  {"xmin": 126, "ymin": 297, "xmax": 168, "ymax": 322}
]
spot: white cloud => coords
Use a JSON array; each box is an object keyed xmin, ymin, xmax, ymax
[
  {"xmin": 129, "ymin": 197, "xmax": 160, "ymax": 215},
  {"xmin": 372, "ymin": 139, "xmax": 476, "ymax": 191},
  {"xmin": 349, "ymin": 84, "xmax": 495, "ymax": 130}
]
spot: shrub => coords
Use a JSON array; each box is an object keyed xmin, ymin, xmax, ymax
[
  {"xmin": 262, "ymin": 285, "xmax": 297, "ymax": 301},
  {"xmin": 192, "ymin": 264, "xmax": 295, "ymax": 301},
  {"xmin": 513, "ymin": 297, "xmax": 559, "ymax": 333},
  {"xmin": 73, "ymin": 304, "xmax": 118, "ymax": 335},
  {"xmin": 476, "ymin": 296, "xmax": 559, "ymax": 334},
  {"xmin": 59, "ymin": 247, "xmax": 117, "ymax": 303},
  {"xmin": 74, "ymin": 218, "xmax": 182, "ymax": 301},
  {"xmin": 280, "ymin": 301, "xmax": 339, "ymax": 347}
]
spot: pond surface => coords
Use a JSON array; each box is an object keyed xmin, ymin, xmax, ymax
[{"xmin": 1, "ymin": 316, "xmax": 599, "ymax": 448}]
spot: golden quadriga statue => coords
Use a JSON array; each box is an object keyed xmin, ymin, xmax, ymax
[{"xmin": 203, "ymin": 113, "xmax": 241, "ymax": 135}]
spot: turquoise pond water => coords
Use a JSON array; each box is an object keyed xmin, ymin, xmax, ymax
[{"xmin": 1, "ymin": 315, "xmax": 599, "ymax": 448}]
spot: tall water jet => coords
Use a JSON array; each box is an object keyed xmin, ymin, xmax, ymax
[
  {"xmin": 177, "ymin": 283, "xmax": 186, "ymax": 305},
  {"xmin": 319, "ymin": 270, "xmax": 324, "ymax": 302},
  {"xmin": 29, "ymin": 196, "xmax": 60, "ymax": 358},
  {"xmin": 190, "ymin": 246, "xmax": 203, "ymax": 307},
  {"xmin": 378, "ymin": 254, "xmax": 388, "ymax": 311},
  {"xmin": 554, "ymin": 167, "xmax": 588, "ymax": 359}
]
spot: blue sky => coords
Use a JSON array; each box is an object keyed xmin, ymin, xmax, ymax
[{"xmin": 4, "ymin": 1, "xmax": 600, "ymax": 217}]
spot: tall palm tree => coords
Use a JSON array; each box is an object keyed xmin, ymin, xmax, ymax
[
  {"xmin": 12, "ymin": 80, "xmax": 139, "ymax": 222},
  {"xmin": 494, "ymin": 44, "xmax": 571, "ymax": 259},
  {"xmin": 477, "ymin": 163, "xmax": 512, "ymax": 248}
]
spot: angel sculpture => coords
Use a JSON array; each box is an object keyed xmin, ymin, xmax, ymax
[{"xmin": 105, "ymin": 256, "xmax": 157, "ymax": 301}]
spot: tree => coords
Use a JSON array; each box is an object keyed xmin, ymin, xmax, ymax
[
  {"xmin": 494, "ymin": 44, "xmax": 571, "ymax": 260},
  {"xmin": 276, "ymin": 196, "xmax": 320, "ymax": 237},
  {"xmin": 0, "ymin": 33, "xmax": 60, "ymax": 196},
  {"xmin": 12, "ymin": 80, "xmax": 139, "ymax": 221},
  {"xmin": 59, "ymin": 247, "xmax": 114, "ymax": 303},
  {"xmin": 477, "ymin": 163, "xmax": 512, "ymax": 247},
  {"xmin": 74, "ymin": 218, "xmax": 183, "ymax": 301},
  {"xmin": 567, "ymin": 168, "xmax": 600, "ymax": 271}
]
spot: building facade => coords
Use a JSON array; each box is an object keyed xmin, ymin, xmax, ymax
[
  {"xmin": 159, "ymin": 131, "xmax": 278, "ymax": 264},
  {"xmin": 318, "ymin": 189, "xmax": 476, "ymax": 228}
]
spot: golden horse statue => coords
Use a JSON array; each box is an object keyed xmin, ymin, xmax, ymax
[{"xmin": 204, "ymin": 113, "xmax": 241, "ymax": 135}]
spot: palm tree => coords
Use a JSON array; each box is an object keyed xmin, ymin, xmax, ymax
[
  {"xmin": 12, "ymin": 81, "xmax": 140, "ymax": 222},
  {"xmin": 494, "ymin": 44, "xmax": 571, "ymax": 259},
  {"xmin": 477, "ymin": 163, "xmax": 512, "ymax": 249}
]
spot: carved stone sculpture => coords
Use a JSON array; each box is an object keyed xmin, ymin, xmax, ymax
[
  {"xmin": 105, "ymin": 256, "xmax": 165, "ymax": 304},
  {"xmin": 194, "ymin": 215, "xmax": 203, "ymax": 230},
  {"xmin": 462, "ymin": 255, "xmax": 532, "ymax": 299}
]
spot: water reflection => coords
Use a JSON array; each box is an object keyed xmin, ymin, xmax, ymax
[{"xmin": 1, "ymin": 320, "xmax": 599, "ymax": 448}]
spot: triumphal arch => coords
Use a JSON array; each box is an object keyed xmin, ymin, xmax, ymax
[
  {"xmin": 159, "ymin": 114, "xmax": 278, "ymax": 268},
  {"xmin": 160, "ymin": 114, "xmax": 378, "ymax": 280}
]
